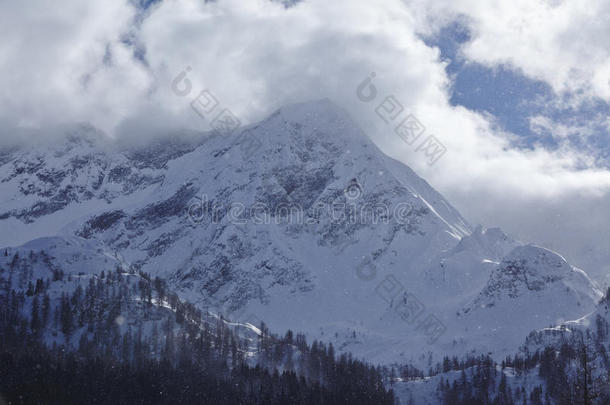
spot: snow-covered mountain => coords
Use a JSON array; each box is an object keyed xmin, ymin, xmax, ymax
[{"xmin": 0, "ymin": 99, "xmax": 602, "ymax": 367}]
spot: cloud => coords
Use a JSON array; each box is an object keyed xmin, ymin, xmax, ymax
[
  {"xmin": 0, "ymin": 0, "xmax": 151, "ymax": 136},
  {"xmin": 529, "ymin": 115, "xmax": 595, "ymax": 141},
  {"xmin": 139, "ymin": 0, "xmax": 445, "ymax": 125},
  {"xmin": 405, "ymin": 0, "xmax": 610, "ymax": 103},
  {"xmin": 132, "ymin": 0, "xmax": 610, "ymax": 192}
]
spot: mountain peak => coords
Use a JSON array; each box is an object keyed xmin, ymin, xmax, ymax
[
  {"xmin": 464, "ymin": 244, "xmax": 602, "ymax": 317},
  {"xmin": 266, "ymin": 98, "xmax": 370, "ymax": 145},
  {"xmin": 276, "ymin": 98, "xmax": 347, "ymax": 122}
]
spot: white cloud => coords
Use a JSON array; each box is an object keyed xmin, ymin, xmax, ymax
[
  {"xmin": 406, "ymin": 0, "xmax": 610, "ymax": 102},
  {"xmin": 132, "ymin": 0, "xmax": 610, "ymax": 195},
  {"xmin": 0, "ymin": 0, "xmax": 151, "ymax": 135},
  {"xmin": 528, "ymin": 115, "xmax": 600, "ymax": 145}
]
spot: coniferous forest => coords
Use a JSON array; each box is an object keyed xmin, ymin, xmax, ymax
[{"xmin": 0, "ymin": 259, "xmax": 395, "ymax": 404}]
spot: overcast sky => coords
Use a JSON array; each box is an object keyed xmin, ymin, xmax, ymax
[{"xmin": 0, "ymin": 0, "xmax": 609, "ymax": 284}]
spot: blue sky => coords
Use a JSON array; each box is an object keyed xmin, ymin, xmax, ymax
[{"xmin": 426, "ymin": 20, "xmax": 610, "ymax": 162}]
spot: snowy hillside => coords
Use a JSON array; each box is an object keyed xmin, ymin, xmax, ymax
[
  {"xmin": 392, "ymin": 289, "xmax": 610, "ymax": 404},
  {"xmin": 0, "ymin": 241, "xmax": 395, "ymax": 404}
]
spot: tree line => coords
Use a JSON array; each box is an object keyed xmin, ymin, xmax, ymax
[{"xmin": 0, "ymin": 251, "xmax": 395, "ymax": 404}]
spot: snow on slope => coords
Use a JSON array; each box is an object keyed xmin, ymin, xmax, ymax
[
  {"xmin": 523, "ymin": 287, "xmax": 609, "ymax": 353},
  {"xmin": 450, "ymin": 244, "xmax": 602, "ymax": 357},
  {"xmin": 392, "ymin": 291, "xmax": 609, "ymax": 404},
  {"xmin": 0, "ymin": 99, "xmax": 601, "ymax": 367}
]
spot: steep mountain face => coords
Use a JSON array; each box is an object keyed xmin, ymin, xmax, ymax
[
  {"xmin": 452, "ymin": 245, "xmax": 602, "ymax": 356},
  {"xmin": 0, "ymin": 99, "xmax": 601, "ymax": 366},
  {"xmin": 0, "ymin": 126, "xmax": 207, "ymax": 247},
  {"xmin": 468, "ymin": 245, "xmax": 599, "ymax": 308}
]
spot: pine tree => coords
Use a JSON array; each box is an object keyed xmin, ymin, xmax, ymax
[
  {"xmin": 30, "ymin": 294, "xmax": 40, "ymax": 332},
  {"xmin": 59, "ymin": 293, "xmax": 73, "ymax": 337},
  {"xmin": 151, "ymin": 321, "xmax": 159, "ymax": 356}
]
